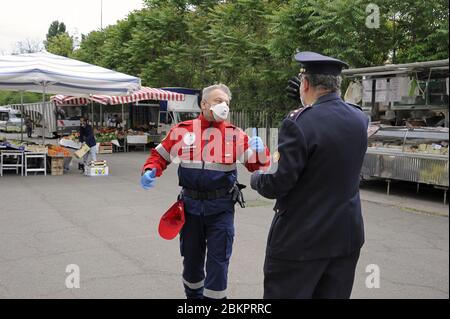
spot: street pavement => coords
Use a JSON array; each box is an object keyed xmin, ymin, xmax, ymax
[{"xmin": 0, "ymin": 151, "xmax": 448, "ymax": 299}]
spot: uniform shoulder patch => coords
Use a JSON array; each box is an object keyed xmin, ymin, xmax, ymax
[
  {"xmin": 287, "ymin": 105, "xmax": 313, "ymax": 121},
  {"xmin": 346, "ymin": 102, "xmax": 363, "ymax": 111}
]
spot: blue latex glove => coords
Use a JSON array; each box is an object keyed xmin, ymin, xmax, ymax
[
  {"xmin": 140, "ymin": 168, "xmax": 156, "ymax": 190},
  {"xmin": 249, "ymin": 128, "xmax": 265, "ymax": 152}
]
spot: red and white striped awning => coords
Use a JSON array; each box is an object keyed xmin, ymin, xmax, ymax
[{"xmin": 51, "ymin": 87, "xmax": 185, "ymax": 106}]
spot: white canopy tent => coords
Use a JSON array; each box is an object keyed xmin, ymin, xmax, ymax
[{"xmin": 0, "ymin": 51, "xmax": 141, "ymax": 143}]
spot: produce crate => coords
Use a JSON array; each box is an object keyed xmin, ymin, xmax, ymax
[
  {"xmin": 85, "ymin": 166, "xmax": 109, "ymax": 177},
  {"xmin": 74, "ymin": 144, "xmax": 90, "ymax": 159},
  {"xmin": 25, "ymin": 145, "xmax": 48, "ymax": 153},
  {"xmin": 98, "ymin": 142, "xmax": 113, "ymax": 154},
  {"xmin": 50, "ymin": 157, "xmax": 64, "ymax": 176}
]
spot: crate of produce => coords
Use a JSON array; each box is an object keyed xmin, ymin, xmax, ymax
[
  {"xmin": 85, "ymin": 166, "xmax": 109, "ymax": 177},
  {"xmin": 50, "ymin": 157, "xmax": 64, "ymax": 176},
  {"xmin": 48, "ymin": 145, "xmax": 71, "ymax": 157},
  {"xmin": 98, "ymin": 142, "xmax": 113, "ymax": 154},
  {"xmin": 25, "ymin": 145, "xmax": 48, "ymax": 153}
]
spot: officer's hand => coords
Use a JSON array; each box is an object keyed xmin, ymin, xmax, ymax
[
  {"xmin": 140, "ymin": 168, "xmax": 157, "ymax": 190},
  {"xmin": 249, "ymin": 128, "xmax": 265, "ymax": 153},
  {"xmin": 286, "ymin": 76, "xmax": 301, "ymax": 101}
]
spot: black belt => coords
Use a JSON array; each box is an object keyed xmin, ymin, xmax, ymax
[{"xmin": 182, "ymin": 187, "xmax": 231, "ymax": 200}]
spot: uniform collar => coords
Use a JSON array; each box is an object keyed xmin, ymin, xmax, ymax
[
  {"xmin": 198, "ymin": 114, "xmax": 224, "ymax": 128},
  {"xmin": 312, "ymin": 92, "xmax": 342, "ymax": 106}
]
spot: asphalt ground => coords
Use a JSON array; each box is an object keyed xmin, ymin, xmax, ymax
[{"xmin": 0, "ymin": 149, "xmax": 448, "ymax": 299}]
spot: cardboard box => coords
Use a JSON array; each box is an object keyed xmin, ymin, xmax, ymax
[
  {"xmin": 74, "ymin": 144, "xmax": 90, "ymax": 159},
  {"xmin": 51, "ymin": 167, "xmax": 64, "ymax": 176},
  {"xmin": 51, "ymin": 157, "xmax": 64, "ymax": 168},
  {"xmin": 50, "ymin": 157, "xmax": 64, "ymax": 176},
  {"xmin": 85, "ymin": 166, "xmax": 109, "ymax": 177}
]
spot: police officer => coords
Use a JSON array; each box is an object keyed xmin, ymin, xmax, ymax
[
  {"xmin": 141, "ymin": 84, "xmax": 269, "ymax": 299},
  {"xmin": 250, "ymin": 52, "xmax": 369, "ymax": 299}
]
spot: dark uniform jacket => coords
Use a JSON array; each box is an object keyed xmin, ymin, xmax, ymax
[
  {"xmin": 251, "ymin": 92, "xmax": 369, "ymax": 261},
  {"xmin": 79, "ymin": 124, "xmax": 97, "ymax": 148}
]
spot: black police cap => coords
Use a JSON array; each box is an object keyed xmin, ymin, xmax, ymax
[{"xmin": 294, "ymin": 51, "xmax": 348, "ymax": 76}]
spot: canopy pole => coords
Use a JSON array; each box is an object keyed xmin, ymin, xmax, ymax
[
  {"xmin": 42, "ymin": 83, "xmax": 46, "ymax": 145},
  {"xmin": 121, "ymin": 103, "xmax": 124, "ymax": 130},
  {"xmin": 20, "ymin": 90, "xmax": 24, "ymax": 142},
  {"xmin": 90, "ymin": 99, "xmax": 94, "ymax": 124},
  {"xmin": 100, "ymin": 104, "xmax": 103, "ymax": 129}
]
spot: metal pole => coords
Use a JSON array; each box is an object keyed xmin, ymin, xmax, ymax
[
  {"xmin": 42, "ymin": 83, "xmax": 46, "ymax": 145},
  {"xmin": 100, "ymin": 0, "xmax": 103, "ymax": 30},
  {"xmin": 20, "ymin": 90, "xmax": 24, "ymax": 142},
  {"xmin": 121, "ymin": 103, "xmax": 124, "ymax": 129},
  {"xmin": 91, "ymin": 99, "xmax": 94, "ymax": 124},
  {"xmin": 100, "ymin": 104, "xmax": 103, "ymax": 128}
]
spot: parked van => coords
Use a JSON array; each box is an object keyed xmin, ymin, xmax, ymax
[{"xmin": 0, "ymin": 106, "xmax": 25, "ymax": 133}]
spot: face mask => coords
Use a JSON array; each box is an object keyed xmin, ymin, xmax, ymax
[{"xmin": 209, "ymin": 102, "xmax": 229, "ymax": 122}]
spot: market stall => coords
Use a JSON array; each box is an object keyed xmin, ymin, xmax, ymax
[
  {"xmin": 0, "ymin": 51, "xmax": 141, "ymax": 144},
  {"xmin": 362, "ymin": 125, "xmax": 449, "ymax": 203},
  {"xmin": 342, "ymin": 59, "xmax": 449, "ymax": 127},
  {"xmin": 0, "ymin": 51, "xmax": 141, "ymax": 177},
  {"xmin": 51, "ymin": 87, "xmax": 186, "ymax": 151}
]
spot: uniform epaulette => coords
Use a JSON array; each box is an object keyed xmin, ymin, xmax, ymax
[
  {"xmin": 346, "ymin": 102, "xmax": 363, "ymax": 111},
  {"xmin": 287, "ymin": 105, "xmax": 313, "ymax": 121}
]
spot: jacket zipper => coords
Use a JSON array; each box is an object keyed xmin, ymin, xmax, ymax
[{"xmin": 200, "ymin": 123, "xmax": 213, "ymax": 216}]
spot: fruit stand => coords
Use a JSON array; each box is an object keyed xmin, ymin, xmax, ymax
[
  {"xmin": 362, "ymin": 125, "xmax": 449, "ymax": 203},
  {"xmin": 0, "ymin": 140, "xmax": 53, "ymax": 176}
]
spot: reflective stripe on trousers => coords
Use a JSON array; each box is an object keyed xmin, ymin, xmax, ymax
[
  {"xmin": 183, "ymin": 278, "xmax": 204, "ymax": 290},
  {"xmin": 180, "ymin": 211, "xmax": 234, "ymax": 299},
  {"xmin": 204, "ymin": 288, "xmax": 227, "ymax": 299}
]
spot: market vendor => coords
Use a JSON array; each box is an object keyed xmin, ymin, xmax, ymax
[
  {"xmin": 25, "ymin": 116, "xmax": 33, "ymax": 138},
  {"xmin": 79, "ymin": 117, "xmax": 97, "ymax": 172}
]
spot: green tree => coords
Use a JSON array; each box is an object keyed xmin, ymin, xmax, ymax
[
  {"xmin": 71, "ymin": 31, "xmax": 107, "ymax": 65},
  {"xmin": 71, "ymin": 0, "xmax": 449, "ymax": 122},
  {"xmin": 384, "ymin": 0, "xmax": 449, "ymax": 63},
  {"xmin": 0, "ymin": 91, "xmax": 43, "ymax": 106},
  {"xmin": 47, "ymin": 33, "xmax": 73, "ymax": 57},
  {"xmin": 45, "ymin": 21, "xmax": 67, "ymax": 49}
]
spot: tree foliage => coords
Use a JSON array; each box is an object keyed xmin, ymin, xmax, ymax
[
  {"xmin": 45, "ymin": 20, "xmax": 67, "ymax": 49},
  {"xmin": 47, "ymin": 33, "xmax": 73, "ymax": 57},
  {"xmin": 69, "ymin": 1, "xmax": 450, "ymax": 120}
]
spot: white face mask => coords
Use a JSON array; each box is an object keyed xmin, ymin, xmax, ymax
[{"xmin": 209, "ymin": 102, "xmax": 229, "ymax": 122}]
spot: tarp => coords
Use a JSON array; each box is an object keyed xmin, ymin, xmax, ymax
[
  {"xmin": 0, "ymin": 51, "xmax": 141, "ymax": 143},
  {"xmin": 51, "ymin": 87, "xmax": 185, "ymax": 106},
  {"xmin": 0, "ymin": 51, "xmax": 141, "ymax": 96}
]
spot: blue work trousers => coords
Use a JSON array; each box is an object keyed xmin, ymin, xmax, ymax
[{"xmin": 180, "ymin": 210, "xmax": 235, "ymax": 299}]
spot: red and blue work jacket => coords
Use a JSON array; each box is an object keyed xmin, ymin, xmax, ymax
[{"xmin": 142, "ymin": 114, "xmax": 270, "ymax": 216}]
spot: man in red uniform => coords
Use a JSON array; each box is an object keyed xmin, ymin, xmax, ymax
[{"xmin": 141, "ymin": 84, "xmax": 269, "ymax": 299}]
